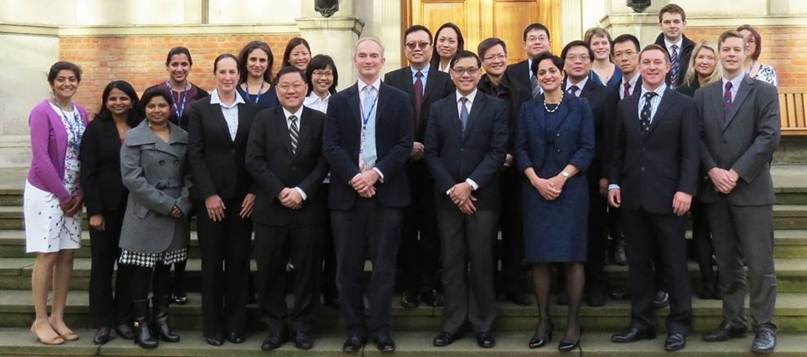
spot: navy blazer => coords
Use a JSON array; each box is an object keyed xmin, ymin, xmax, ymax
[
  {"xmin": 424, "ymin": 92, "xmax": 509, "ymax": 211},
  {"xmin": 383, "ymin": 67, "xmax": 454, "ymax": 142},
  {"xmin": 608, "ymin": 87, "xmax": 699, "ymax": 214},
  {"xmin": 504, "ymin": 59, "xmax": 533, "ymax": 95},
  {"xmin": 515, "ymin": 95, "xmax": 595, "ymax": 178},
  {"xmin": 563, "ymin": 78, "xmax": 619, "ymax": 180},
  {"xmin": 323, "ymin": 82, "xmax": 414, "ymax": 210}
]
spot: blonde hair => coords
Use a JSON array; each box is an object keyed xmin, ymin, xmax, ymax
[{"xmin": 683, "ymin": 40, "xmax": 722, "ymax": 88}]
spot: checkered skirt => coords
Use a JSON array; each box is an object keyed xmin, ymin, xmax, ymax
[{"xmin": 119, "ymin": 247, "xmax": 187, "ymax": 268}]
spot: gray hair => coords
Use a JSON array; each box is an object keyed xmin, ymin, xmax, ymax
[{"xmin": 354, "ymin": 37, "xmax": 385, "ymax": 57}]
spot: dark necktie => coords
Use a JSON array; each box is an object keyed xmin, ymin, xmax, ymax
[
  {"xmin": 670, "ymin": 44, "xmax": 680, "ymax": 87},
  {"xmin": 289, "ymin": 115, "xmax": 299, "ymax": 155},
  {"xmin": 623, "ymin": 81, "xmax": 631, "ymax": 100},
  {"xmin": 723, "ymin": 81, "xmax": 734, "ymax": 122},
  {"xmin": 414, "ymin": 71, "xmax": 424, "ymax": 122},
  {"xmin": 459, "ymin": 97, "xmax": 469, "ymax": 132},
  {"xmin": 530, "ymin": 74, "xmax": 542, "ymax": 98},
  {"xmin": 639, "ymin": 92, "xmax": 657, "ymax": 134},
  {"xmin": 568, "ymin": 85, "xmax": 580, "ymax": 97}
]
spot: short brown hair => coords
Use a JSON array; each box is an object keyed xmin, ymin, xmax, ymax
[
  {"xmin": 718, "ymin": 30, "xmax": 744, "ymax": 48},
  {"xmin": 736, "ymin": 24, "xmax": 762, "ymax": 60},
  {"xmin": 658, "ymin": 4, "xmax": 686, "ymax": 23},
  {"xmin": 584, "ymin": 27, "xmax": 612, "ymax": 46},
  {"xmin": 640, "ymin": 44, "xmax": 671, "ymax": 63}
]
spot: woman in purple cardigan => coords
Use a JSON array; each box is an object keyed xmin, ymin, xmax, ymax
[{"xmin": 24, "ymin": 61, "xmax": 89, "ymax": 345}]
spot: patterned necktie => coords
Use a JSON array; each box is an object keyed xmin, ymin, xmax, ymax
[
  {"xmin": 530, "ymin": 73, "xmax": 542, "ymax": 99},
  {"xmin": 670, "ymin": 44, "xmax": 680, "ymax": 87},
  {"xmin": 568, "ymin": 85, "xmax": 580, "ymax": 97},
  {"xmin": 288, "ymin": 115, "xmax": 299, "ymax": 155},
  {"xmin": 623, "ymin": 81, "xmax": 631, "ymax": 100},
  {"xmin": 414, "ymin": 71, "xmax": 424, "ymax": 122},
  {"xmin": 723, "ymin": 81, "xmax": 734, "ymax": 122},
  {"xmin": 639, "ymin": 92, "xmax": 657, "ymax": 134},
  {"xmin": 459, "ymin": 97, "xmax": 470, "ymax": 132}
]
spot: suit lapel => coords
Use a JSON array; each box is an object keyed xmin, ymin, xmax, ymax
[
  {"xmin": 624, "ymin": 91, "xmax": 642, "ymax": 138},
  {"xmin": 646, "ymin": 88, "xmax": 673, "ymax": 136},
  {"xmin": 463, "ymin": 93, "xmax": 485, "ymax": 142},
  {"xmin": 294, "ymin": 107, "xmax": 312, "ymax": 159},
  {"xmin": 208, "ymin": 101, "xmax": 234, "ymax": 145},
  {"xmin": 347, "ymin": 84, "xmax": 362, "ymax": 127},
  {"xmin": 273, "ymin": 107, "xmax": 294, "ymax": 156},
  {"xmin": 723, "ymin": 76, "xmax": 753, "ymax": 131},
  {"xmin": 232, "ymin": 103, "xmax": 251, "ymax": 146},
  {"xmin": 375, "ymin": 84, "xmax": 389, "ymax": 125}
]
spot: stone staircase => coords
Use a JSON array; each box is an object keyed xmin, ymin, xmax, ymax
[{"xmin": 1, "ymin": 166, "xmax": 807, "ymax": 356}]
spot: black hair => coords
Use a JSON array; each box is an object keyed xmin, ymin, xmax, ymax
[
  {"xmin": 522, "ymin": 23, "xmax": 551, "ymax": 42},
  {"xmin": 612, "ymin": 34, "xmax": 641, "ymax": 53},
  {"xmin": 561, "ymin": 40, "xmax": 595, "ymax": 62},
  {"xmin": 531, "ymin": 52, "xmax": 564, "ymax": 76},
  {"xmin": 274, "ymin": 65, "xmax": 305, "ymax": 84},
  {"xmin": 430, "ymin": 22, "xmax": 465, "ymax": 69},
  {"xmin": 139, "ymin": 86, "xmax": 173, "ymax": 120},
  {"xmin": 95, "ymin": 80, "xmax": 142, "ymax": 127},
  {"xmin": 449, "ymin": 50, "xmax": 481, "ymax": 69},
  {"xmin": 165, "ymin": 46, "xmax": 193, "ymax": 66},
  {"xmin": 477, "ymin": 37, "xmax": 507, "ymax": 58},
  {"xmin": 282, "ymin": 37, "xmax": 311, "ymax": 68},
  {"xmin": 213, "ymin": 53, "xmax": 239, "ymax": 73},
  {"xmin": 404, "ymin": 24, "xmax": 433, "ymax": 44},
  {"xmin": 47, "ymin": 61, "xmax": 82, "ymax": 84},
  {"xmin": 305, "ymin": 54, "xmax": 338, "ymax": 95},
  {"xmin": 238, "ymin": 40, "xmax": 274, "ymax": 84}
]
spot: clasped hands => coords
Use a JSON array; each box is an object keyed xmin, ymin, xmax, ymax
[
  {"xmin": 530, "ymin": 174, "xmax": 567, "ymax": 201},
  {"xmin": 351, "ymin": 169, "xmax": 380, "ymax": 198},
  {"xmin": 205, "ymin": 193, "xmax": 256, "ymax": 221},
  {"xmin": 59, "ymin": 195, "xmax": 83, "ymax": 217},
  {"xmin": 708, "ymin": 167, "xmax": 739, "ymax": 194},
  {"xmin": 448, "ymin": 182, "xmax": 476, "ymax": 215},
  {"xmin": 608, "ymin": 189, "xmax": 692, "ymax": 216}
]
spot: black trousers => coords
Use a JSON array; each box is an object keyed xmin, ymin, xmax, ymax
[
  {"xmin": 496, "ymin": 167, "xmax": 527, "ymax": 294},
  {"xmin": 398, "ymin": 162, "xmax": 440, "ymax": 293},
  {"xmin": 196, "ymin": 198, "xmax": 253, "ymax": 337},
  {"xmin": 89, "ymin": 208, "xmax": 132, "ymax": 328},
  {"xmin": 585, "ymin": 181, "xmax": 609, "ymax": 293},
  {"xmin": 130, "ymin": 262, "xmax": 171, "ymax": 302},
  {"xmin": 621, "ymin": 208, "xmax": 692, "ymax": 334},
  {"xmin": 254, "ymin": 222, "xmax": 323, "ymax": 335},
  {"xmin": 690, "ymin": 201, "xmax": 716, "ymax": 285},
  {"xmin": 437, "ymin": 208, "xmax": 498, "ymax": 334},
  {"xmin": 332, "ymin": 198, "xmax": 403, "ymax": 337},
  {"xmin": 320, "ymin": 184, "xmax": 338, "ymax": 302}
]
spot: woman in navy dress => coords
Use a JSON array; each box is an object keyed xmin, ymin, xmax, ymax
[
  {"xmin": 585, "ymin": 27, "xmax": 622, "ymax": 92},
  {"xmin": 515, "ymin": 53, "xmax": 594, "ymax": 352},
  {"xmin": 236, "ymin": 40, "xmax": 279, "ymax": 110}
]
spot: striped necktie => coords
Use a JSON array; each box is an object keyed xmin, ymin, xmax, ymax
[{"xmin": 289, "ymin": 115, "xmax": 299, "ymax": 155}]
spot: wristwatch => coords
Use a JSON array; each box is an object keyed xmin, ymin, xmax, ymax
[{"xmin": 560, "ymin": 171, "xmax": 571, "ymax": 178}]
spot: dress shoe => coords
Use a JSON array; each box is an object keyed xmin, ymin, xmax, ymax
[
  {"xmin": 400, "ymin": 290, "xmax": 420, "ymax": 309},
  {"xmin": 93, "ymin": 327, "xmax": 113, "ymax": 345},
  {"xmin": 293, "ymin": 331, "xmax": 314, "ymax": 350},
  {"xmin": 171, "ymin": 293, "xmax": 188, "ymax": 305},
  {"xmin": 420, "ymin": 289, "xmax": 445, "ymax": 307},
  {"xmin": 664, "ymin": 332, "xmax": 687, "ymax": 351},
  {"xmin": 205, "ymin": 335, "xmax": 224, "ymax": 346},
  {"xmin": 475, "ymin": 331, "xmax": 496, "ymax": 348},
  {"xmin": 611, "ymin": 327, "xmax": 656, "ymax": 343},
  {"xmin": 433, "ymin": 330, "xmax": 463, "ymax": 347},
  {"xmin": 528, "ymin": 321, "xmax": 553, "ymax": 349},
  {"xmin": 558, "ymin": 327, "xmax": 582, "ymax": 352},
  {"xmin": 702, "ymin": 323, "xmax": 747, "ymax": 342},
  {"xmin": 261, "ymin": 332, "xmax": 288, "ymax": 351},
  {"xmin": 226, "ymin": 332, "xmax": 244, "ymax": 344},
  {"xmin": 342, "ymin": 335, "xmax": 366, "ymax": 353},
  {"xmin": 609, "ymin": 286, "xmax": 630, "ymax": 300},
  {"xmin": 613, "ymin": 240, "xmax": 628, "ymax": 265},
  {"xmin": 653, "ymin": 290, "xmax": 669, "ymax": 309},
  {"xmin": 374, "ymin": 333, "xmax": 396, "ymax": 352},
  {"xmin": 115, "ymin": 323, "xmax": 134, "ymax": 340},
  {"xmin": 751, "ymin": 326, "xmax": 776, "ymax": 354},
  {"xmin": 505, "ymin": 290, "xmax": 531, "ymax": 306}
]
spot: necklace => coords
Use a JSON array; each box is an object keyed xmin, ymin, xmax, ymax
[{"xmin": 544, "ymin": 93, "xmax": 563, "ymax": 113}]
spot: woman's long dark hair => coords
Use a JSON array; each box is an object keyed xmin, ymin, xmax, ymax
[
  {"xmin": 282, "ymin": 37, "xmax": 311, "ymax": 68},
  {"xmin": 95, "ymin": 80, "xmax": 141, "ymax": 127},
  {"xmin": 430, "ymin": 22, "xmax": 465, "ymax": 69},
  {"xmin": 305, "ymin": 54, "xmax": 338, "ymax": 96},
  {"xmin": 238, "ymin": 40, "xmax": 274, "ymax": 85}
]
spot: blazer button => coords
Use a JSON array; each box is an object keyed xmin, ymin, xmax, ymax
[
  {"xmin": 641, "ymin": 166, "xmax": 645, "ymax": 172},
  {"xmin": 556, "ymin": 133, "xmax": 560, "ymax": 137},
  {"xmin": 556, "ymin": 149, "xmax": 561, "ymax": 153},
  {"xmin": 723, "ymin": 139, "xmax": 728, "ymax": 144},
  {"xmin": 158, "ymin": 159, "xmax": 165, "ymax": 165}
]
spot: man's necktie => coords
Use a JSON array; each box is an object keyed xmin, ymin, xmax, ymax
[
  {"xmin": 530, "ymin": 74, "xmax": 542, "ymax": 99},
  {"xmin": 723, "ymin": 81, "xmax": 734, "ymax": 123},
  {"xmin": 568, "ymin": 85, "xmax": 580, "ymax": 97},
  {"xmin": 414, "ymin": 71, "xmax": 424, "ymax": 122},
  {"xmin": 670, "ymin": 44, "xmax": 680, "ymax": 87},
  {"xmin": 459, "ymin": 97, "xmax": 470, "ymax": 133},
  {"xmin": 288, "ymin": 115, "xmax": 299, "ymax": 155},
  {"xmin": 623, "ymin": 81, "xmax": 631, "ymax": 100},
  {"xmin": 640, "ymin": 92, "xmax": 657, "ymax": 134}
]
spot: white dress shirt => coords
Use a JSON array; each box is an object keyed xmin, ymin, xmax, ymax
[
  {"xmin": 210, "ymin": 89, "xmax": 245, "ymax": 141},
  {"xmin": 446, "ymin": 89, "xmax": 479, "ymax": 195},
  {"xmin": 303, "ymin": 91, "xmax": 330, "ymax": 114},
  {"xmin": 565, "ymin": 76, "xmax": 589, "ymax": 97}
]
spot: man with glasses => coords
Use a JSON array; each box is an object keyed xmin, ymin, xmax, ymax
[
  {"xmin": 425, "ymin": 50, "xmax": 508, "ymax": 349},
  {"xmin": 504, "ymin": 23, "xmax": 552, "ymax": 98},
  {"xmin": 384, "ymin": 25, "xmax": 454, "ymax": 310}
]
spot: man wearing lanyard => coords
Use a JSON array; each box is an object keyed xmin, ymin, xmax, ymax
[{"xmin": 323, "ymin": 37, "xmax": 413, "ymax": 353}]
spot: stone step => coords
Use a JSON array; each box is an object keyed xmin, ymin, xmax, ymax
[
  {"xmin": 1, "ymin": 290, "xmax": 807, "ymax": 333},
  {"xmin": 1, "ymin": 256, "xmax": 806, "ymax": 292},
  {"xmin": 1, "ymin": 328, "xmax": 805, "ymax": 357}
]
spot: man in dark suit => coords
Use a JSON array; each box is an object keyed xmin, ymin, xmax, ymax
[
  {"xmin": 561, "ymin": 40, "xmax": 618, "ymax": 307},
  {"xmin": 653, "ymin": 4, "xmax": 694, "ymax": 88},
  {"xmin": 245, "ymin": 66, "xmax": 329, "ymax": 351},
  {"xmin": 384, "ymin": 25, "xmax": 454, "ymax": 309},
  {"xmin": 608, "ymin": 44, "xmax": 697, "ymax": 352},
  {"xmin": 324, "ymin": 37, "xmax": 414, "ymax": 353},
  {"xmin": 187, "ymin": 54, "xmax": 258, "ymax": 346},
  {"xmin": 697, "ymin": 31, "xmax": 780, "ymax": 354},
  {"xmin": 503, "ymin": 23, "xmax": 551, "ymax": 98},
  {"xmin": 425, "ymin": 50, "xmax": 508, "ymax": 349}
]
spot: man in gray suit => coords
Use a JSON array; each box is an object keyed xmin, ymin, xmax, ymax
[{"xmin": 695, "ymin": 30, "xmax": 780, "ymax": 354}]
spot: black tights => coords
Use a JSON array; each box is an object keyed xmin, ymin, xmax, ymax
[
  {"xmin": 131, "ymin": 262, "xmax": 171, "ymax": 301},
  {"xmin": 532, "ymin": 263, "xmax": 584, "ymax": 340}
]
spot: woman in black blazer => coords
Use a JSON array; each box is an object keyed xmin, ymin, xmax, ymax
[
  {"xmin": 79, "ymin": 80, "xmax": 142, "ymax": 345},
  {"xmin": 187, "ymin": 54, "xmax": 257, "ymax": 346}
]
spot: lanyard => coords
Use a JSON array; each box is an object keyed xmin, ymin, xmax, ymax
[
  {"xmin": 361, "ymin": 89, "xmax": 378, "ymax": 128},
  {"xmin": 245, "ymin": 81, "xmax": 264, "ymax": 104},
  {"xmin": 165, "ymin": 81, "xmax": 190, "ymax": 119}
]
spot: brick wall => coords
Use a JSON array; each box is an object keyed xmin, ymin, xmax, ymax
[
  {"xmin": 59, "ymin": 34, "xmax": 297, "ymax": 117},
  {"xmin": 686, "ymin": 26, "xmax": 807, "ymax": 89}
]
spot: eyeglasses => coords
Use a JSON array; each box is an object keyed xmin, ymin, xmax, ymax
[
  {"xmin": 405, "ymin": 41, "xmax": 431, "ymax": 50},
  {"xmin": 483, "ymin": 53, "xmax": 506, "ymax": 61},
  {"xmin": 451, "ymin": 67, "xmax": 480, "ymax": 75},
  {"xmin": 565, "ymin": 54, "xmax": 590, "ymax": 61},
  {"xmin": 277, "ymin": 83, "xmax": 306, "ymax": 91},
  {"xmin": 312, "ymin": 70, "xmax": 333, "ymax": 77}
]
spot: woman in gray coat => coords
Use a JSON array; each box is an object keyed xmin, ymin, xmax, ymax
[{"xmin": 118, "ymin": 87, "xmax": 191, "ymax": 349}]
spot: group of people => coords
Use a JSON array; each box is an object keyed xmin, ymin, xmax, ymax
[{"xmin": 24, "ymin": 3, "xmax": 780, "ymax": 355}]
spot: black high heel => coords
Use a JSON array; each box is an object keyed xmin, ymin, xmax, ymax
[
  {"xmin": 528, "ymin": 320, "xmax": 553, "ymax": 349},
  {"xmin": 558, "ymin": 325, "xmax": 582, "ymax": 352}
]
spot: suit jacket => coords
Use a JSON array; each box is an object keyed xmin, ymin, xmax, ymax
[
  {"xmin": 246, "ymin": 106, "xmax": 329, "ymax": 225},
  {"xmin": 119, "ymin": 121, "xmax": 191, "ymax": 254},
  {"xmin": 504, "ymin": 59, "xmax": 532, "ymax": 95},
  {"xmin": 424, "ymin": 92, "xmax": 509, "ymax": 211},
  {"xmin": 324, "ymin": 82, "xmax": 414, "ymax": 210},
  {"xmin": 564, "ymin": 78, "xmax": 619, "ymax": 179},
  {"xmin": 187, "ymin": 96, "xmax": 257, "ymax": 201},
  {"xmin": 654, "ymin": 34, "xmax": 695, "ymax": 88},
  {"xmin": 695, "ymin": 76, "xmax": 780, "ymax": 205},
  {"xmin": 608, "ymin": 87, "xmax": 699, "ymax": 214},
  {"xmin": 383, "ymin": 67, "xmax": 454, "ymax": 142},
  {"xmin": 477, "ymin": 74, "xmax": 530, "ymax": 153},
  {"xmin": 79, "ymin": 117, "xmax": 134, "ymax": 215}
]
